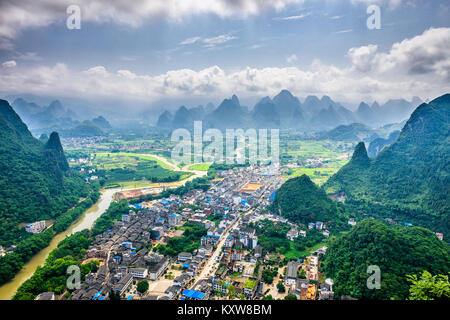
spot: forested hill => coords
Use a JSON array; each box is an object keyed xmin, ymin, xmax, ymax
[
  {"xmin": 323, "ymin": 219, "xmax": 450, "ymax": 300},
  {"xmin": 324, "ymin": 93, "xmax": 450, "ymax": 235},
  {"xmin": 0, "ymin": 99, "xmax": 89, "ymax": 246},
  {"xmin": 270, "ymin": 174, "xmax": 347, "ymax": 229}
]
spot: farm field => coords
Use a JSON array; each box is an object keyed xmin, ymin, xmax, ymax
[
  {"xmin": 187, "ymin": 163, "xmax": 212, "ymax": 171},
  {"xmin": 90, "ymin": 152, "xmax": 191, "ymax": 185}
]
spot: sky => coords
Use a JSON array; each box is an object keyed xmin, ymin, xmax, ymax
[{"xmin": 0, "ymin": 0, "xmax": 449, "ymax": 114}]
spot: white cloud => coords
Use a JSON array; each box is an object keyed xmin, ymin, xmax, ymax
[
  {"xmin": 0, "ymin": 28, "xmax": 448, "ymax": 105},
  {"xmin": 349, "ymin": 27, "xmax": 450, "ymax": 80},
  {"xmin": 286, "ymin": 54, "xmax": 298, "ymax": 64},
  {"xmin": 334, "ymin": 29, "xmax": 353, "ymax": 34},
  {"xmin": 180, "ymin": 36, "xmax": 201, "ymax": 45},
  {"xmin": 275, "ymin": 13, "xmax": 310, "ymax": 20},
  {"xmin": 202, "ymin": 34, "xmax": 238, "ymax": 48},
  {"xmin": 2, "ymin": 60, "xmax": 16, "ymax": 67},
  {"xmin": 0, "ymin": 0, "xmax": 307, "ymax": 38}
]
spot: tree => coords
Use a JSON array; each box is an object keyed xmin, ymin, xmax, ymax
[
  {"xmin": 284, "ymin": 294, "xmax": 297, "ymax": 300},
  {"xmin": 109, "ymin": 289, "xmax": 121, "ymax": 301},
  {"xmin": 262, "ymin": 294, "xmax": 273, "ymax": 300},
  {"xmin": 137, "ymin": 280, "xmax": 149, "ymax": 294},
  {"xmin": 277, "ymin": 282, "xmax": 286, "ymax": 293},
  {"xmin": 407, "ymin": 271, "xmax": 450, "ymax": 300}
]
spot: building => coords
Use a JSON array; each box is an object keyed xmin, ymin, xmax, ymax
[
  {"xmin": 128, "ymin": 267, "xmax": 148, "ymax": 279},
  {"xmin": 285, "ymin": 261, "xmax": 298, "ymax": 286},
  {"xmin": 148, "ymin": 256, "xmax": 169, "ymax": 280},
  {"xmin": 35, "ymin": 292, "xmax": 55, "ymax": 300},
  {"xmin": 168, "ymin": 214, "xmax": 182, "ymax": 226},
  {"xmin": 178, "ymin": 252, "xmax": 193, "ymax": 263},
  {"xmin": 25, "ymin": 220, "xmax": 46, "ymax": 234},
  {"xmin": 114, "ymin": 273, "xmax": 133, "ymax": 295}
]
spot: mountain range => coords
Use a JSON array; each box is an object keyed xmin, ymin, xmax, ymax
[
  {"xmin": 10, "ymin": 98, "xmax": 112, "ymax": 137},
  {"xmin": 324, "ymin": 93, "xmax": 450, "ymax": 236},
  {"xmin": 155, "ymin": 90, "xmax": 423, "ymax": 130}
]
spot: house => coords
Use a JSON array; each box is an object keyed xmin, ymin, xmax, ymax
[
  {"xmin": 435, "ymin": 233, "xmax": 444, "ymax": 241},
  {"xmin": 307, "ymin": 222, "xmax": 315, "ymax": 230},
  {"xmin": 322, "ymin": 230, "xmax": 330, "ymax": 238},
  {"xmin": 315, "ymin": 222, "xmax": 324, "ymax": 230},
  {"xmin": 198, "ymin": 244, "xmax": 212, "ymax": 256},
  {"xmin": 348, "ymin": 218, "xmax": 356, "ymax": 227},
  {"xmin": 164, "ymin": 285, "xmax": 182, "ymax": 299},
  {"xmin": 178, "ymin": 252, "xmax": 193, "ymax": 263},
  {"xmin": 285, "ymin": 261, "xmax": 298, "ymax": 286},
  {"xmin": 299, "ymin": 230, "xmax": 307, "ymax": 237},
  {"xmin": 174, "ymin": 274, "xmax": 191, "ymax": 287}
]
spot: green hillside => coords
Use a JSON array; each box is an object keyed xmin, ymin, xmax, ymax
[
  {"xmin": 324, "ymin": 94, "xmax": 450, "ymax": 235},
  {"xmin": 0, "ymin": 99, "xmax": 89, "ymax": 246},
  {"xmin": 323, "ymin": 219, "xmax": 450, "ymax": 299},
  {"xmin": 270, "ymin": 174, "xmax": 347, "ymax": 229}
]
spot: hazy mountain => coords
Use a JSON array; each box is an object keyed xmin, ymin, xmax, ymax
[
  {"xmin": 356, "ymin": 102, "xmax": 378, "ymax": 126},
  {"xmin": 204, "ymin": 95, "xmax": 248, "ymax": 128},
  {"xmin": 92, "ymin": 116, "xmax": 112, "ymax": 130},
  {"xmin": 11, "ymin": 98, "xmax": 79, "ymax": 130},
  {"xmin": 251, "ymin": 97, "xmax": 280, "ymax": 128},
  {"xmin": 322, "ymin": 123, "xmax": 377, "ymax": 141},
  {"xmin": 156, "ymin": 110, "xmax": 173, "ymax": 128},
  {"xmin": 60, "ymin": 120, "xmax": 105, "ymax": 137},
  {"xmin": 272, "ymin": 90, "xmax": 302, "ymax": 126}
]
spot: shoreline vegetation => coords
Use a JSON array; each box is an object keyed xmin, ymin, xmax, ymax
[{"xmin": 0, "ymin": 186, "xmax": 100, "ymax": 287}]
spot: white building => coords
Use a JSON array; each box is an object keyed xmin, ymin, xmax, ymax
[{"xmin": 25, "ymin": 220, "xmax": 46, "ymax": 234}]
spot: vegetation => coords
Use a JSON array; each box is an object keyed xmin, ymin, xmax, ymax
[
  {"xmin": 155, "ymin": 222, "xmax": 207, "ymax": 256},
  {"xmin": 323, "ymin": 219, "xmax": 450, "ymax": 299},
  {"xmin": 13, "ymin": 230, "xmax": 93, "ymax": 300},
  {"xmin": 407, "ymin": 271, "xmax": 450, "ymax": 300},
  {"xmin": 324, "ymin": 95, "xmax": 450, "ymax": 236},
  {"xmin": 137, "ymin": 280, "xmax": 149, "ymax": 294},
  {"xmin": 270, "ymin": 174, "xmax": 347, "ymax": 229},
  {"xmin": 0, "ymin": 100, "xmax": 91, "ymax": 246}
]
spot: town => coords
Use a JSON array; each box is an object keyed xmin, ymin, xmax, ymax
[{"xmin": 52, "ymin": 164, "xmax": 335, "ymax": 301}]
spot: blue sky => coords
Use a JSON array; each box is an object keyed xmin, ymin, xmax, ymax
[{"xmin": 0, "ymin": 0, "xmax": 449, "ymax": 111}]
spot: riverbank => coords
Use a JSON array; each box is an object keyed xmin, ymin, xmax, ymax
[{"xmin": 0, "ymin": 188, "xmax": 117, "ymax": 300}]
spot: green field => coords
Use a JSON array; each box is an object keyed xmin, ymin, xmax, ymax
[
  {"xmin": 90, "ymin": 152, "xmax": 190, "ymax": 185},
  {"xmin": 188, "ymin": 163, "xmax": 212, "ymax": 171},
  {"xmin": 93, "ymin": 152, "xmax": 173, "ymax": 169},
  {"xmin": 285, "ymin": 167, "xmax": 342, "ymax": 185}
]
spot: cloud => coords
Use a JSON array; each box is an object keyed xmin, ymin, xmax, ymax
[
  {"xmin": 274, "ymin": 13, "xmax": 310, "ymax": 20},
  {"xmin": 0, "ymin": 0, "xmax": 306, "ymax": 38},
  {"xmin": 334, "ymin": 29, "xmax": 353, "ymax": 34},
  {"xmin": 286, "ymin": 54, "xmax": 298, "ymax": 64},
  {"xmin": 202, "ymin": 34, "xmax": 237, "ymax": 47},
  {"xmin": 2, "ymin": 60, "xmax": 16, "ymax": 67},
  {"xmin": 348, "ymin": 44, "xmax": 378, "ymax": 72},
  {"xmin": 349, "ymin": 27, "xmax": 450, "ymax": 79},
  {"xmin": 180, "ymin": 36, "xmax": 202, "ymax": 45},
  {"xmin": 0, "ymin": 28, "xmax": 448, "ymax": 105}
]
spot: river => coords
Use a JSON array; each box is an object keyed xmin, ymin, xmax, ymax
[
  {"xmin": 0, "ymin": 188, "xmax": 118, "ymax": 300},
  {"xmin": 0, "ymin": 161, "xmax": 208, "ymax": 300}
]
